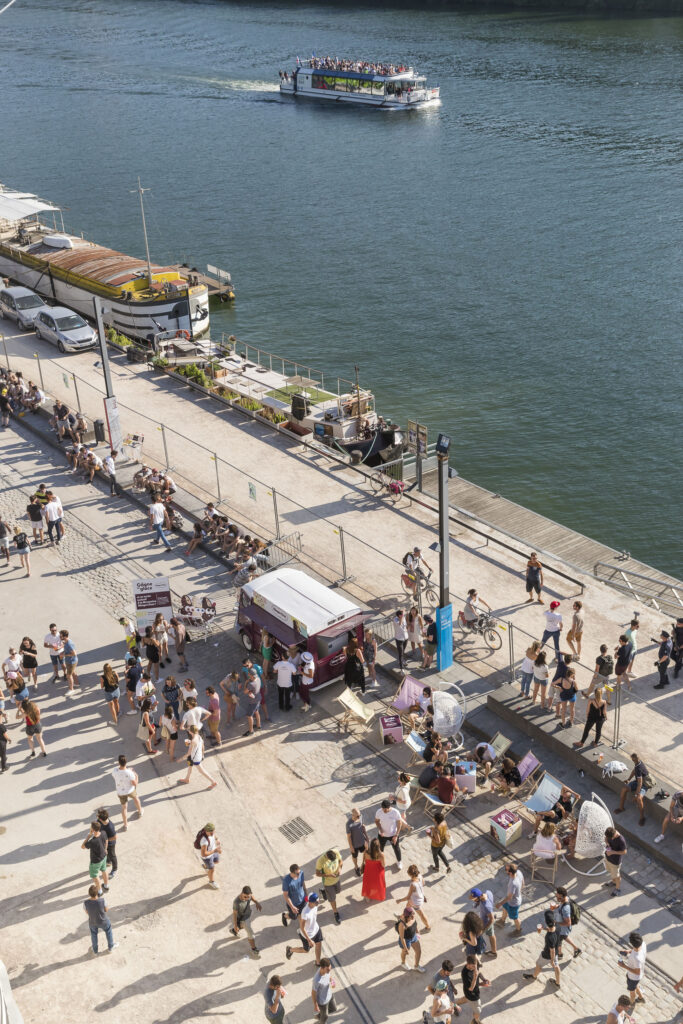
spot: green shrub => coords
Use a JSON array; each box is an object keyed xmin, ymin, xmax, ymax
[
  {"xmin": 238, "ymin": 396, "xmax": 263, "ymax": 412},
  {"xmin": 152, "ymin": 356, "xmax": 169, "ymax": 370}
]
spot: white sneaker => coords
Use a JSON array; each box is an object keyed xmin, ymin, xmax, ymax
[
  {"xmin": 414, "ymin": 965, "xmax": 426, "ymax": 973},
  {"xmin": 208, "ymin": 881, "xmax": 219, "ymax": 889},
  {"xmin": 107, "ymin": 943, "xmax": 119, "ymax": 953},
  {"xmin": 396, "ymin": 861, "xmax": 403, "ymax": 870},
  {"xmin": 399, "ymin": 963, "xmax": 410, "ymax": 971},
  {"xmin": 654, "ymin": 834, "xmax": 665, "ymax": 843}
]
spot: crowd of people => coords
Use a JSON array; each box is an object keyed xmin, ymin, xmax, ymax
[
  {"xmin": 1, "ymin": 376, "xmax": 681, "ymax": 1024},
  {"xmin": 0, "ymin": 367, "xmax": 45, "ymax": 423},
  {"xmin": 297, "ymin": 55, "xmax": 410, "ymax": 76}
]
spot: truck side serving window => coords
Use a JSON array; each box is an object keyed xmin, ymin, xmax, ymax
[{"xmin": 316, "ymin": 633, "xmax": 347, "ymax": 660}]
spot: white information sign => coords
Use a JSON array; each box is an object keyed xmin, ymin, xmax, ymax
[
  {"xmin": 104, "ymin": 396, "xmax": 124, "ymax": 455},
  {"xmin": 132, "ymin": 577, "xmax": 173, "ymax": 632}
]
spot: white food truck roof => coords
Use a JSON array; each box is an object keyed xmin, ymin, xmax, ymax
[{"xmin": 241, "ymin": 568, "xmax": 361, "ymax": 638}]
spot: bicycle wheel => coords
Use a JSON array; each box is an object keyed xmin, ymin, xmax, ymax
[
  {"xmin": 484, "ymin": 627, "xmax": 502, "ymax": 650},
  {"xmin": 423, "ymin": 584, "xmax": 439, "ymax": 608},
  {"xmin": 370, "ymin": 471, "xmax": 385, "ymax": 495},
  {"xmin": 401, "ymin": 574, "xmax": 416, "ymax": 596}
]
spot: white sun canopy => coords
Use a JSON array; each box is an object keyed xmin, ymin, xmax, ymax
[
  {"xmin": 0, "ymin": 190, "xmax": 59, "ymax": 223},
  {"xmin": 241, "ymin": 567, "xmax": 361, "ymax": 637}
]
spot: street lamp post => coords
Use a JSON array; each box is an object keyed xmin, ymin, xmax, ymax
[{"xmin": 435, "ymin": 433, "xmax": 453, "ymax": 672}]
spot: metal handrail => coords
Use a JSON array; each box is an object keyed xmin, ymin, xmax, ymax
[{"xmin": 593, "ymin": 561, "xmax": 683, "ymax": 617}]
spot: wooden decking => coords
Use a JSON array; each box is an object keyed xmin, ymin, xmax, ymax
[
  {"xmin": 422, "ymin": 469, "xmax": 683, "ymax": 613},
  {"xmin": 170, "ymin": 264, "xmax": 234, "ymax": 299}
]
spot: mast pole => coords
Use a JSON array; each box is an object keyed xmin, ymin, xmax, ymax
[
  {"xmin": 132, "ymin": 177, "xmax": 153, "ymax": 288},
  {"xmin": 354, "ymin": 364, "xmax": 362, "ymax": 436}
]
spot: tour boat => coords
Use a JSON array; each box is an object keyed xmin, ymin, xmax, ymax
[
  {"xmin": 0, "ymin": 182, "xmax": 214, "ymax": 343},
  {"xmin": 211, "ymin": 341, "xmax": 404, "ymax": 465},
  {"xmin": 279, "ymin": 58, "xmax": 440, "ymax": 110}
]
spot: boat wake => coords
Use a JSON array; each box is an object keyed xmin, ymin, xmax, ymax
[{"xmin": 180, "ymin": 75, "xmax": 280, "ymax": 94}]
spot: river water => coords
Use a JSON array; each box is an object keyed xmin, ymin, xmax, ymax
[{"xmin": 1, "ymin": 0, "xmax": 681, "ymax": 575}]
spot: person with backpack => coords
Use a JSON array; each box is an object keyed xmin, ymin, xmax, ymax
[
  {"xmin": 550, "ymin": 886, "xmax": 582, "ymax": 959},
  {"xmin": 195, "ymin": 823, "xmax": 221, "ymax": 889},
  {"xmin": 583, "ymin": 644, "xmax": 614, "ymax": 698},
  {"xmin": 13, "ymin": 525, "xmax": 31, "ymax": 576},
  {"xmin": 469, "ymin": 888, "xmax": 498, "ymax": 959},
  {"xmin": 402, "ymin": 547, "xmax": 432, "ymax": 596}
]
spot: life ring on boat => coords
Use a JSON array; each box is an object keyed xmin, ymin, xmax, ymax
[{"xmin": 175, "ymin": 330, "xmax": 191, "ymax": 341}]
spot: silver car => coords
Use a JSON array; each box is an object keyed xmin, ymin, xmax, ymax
[
  {"xmin": 0, "ymin": 285, "xmax": 51, "ymax": 331},
  {"xmin": 34, "ymin": 306, "xmax": 97, "ymax": 353}
]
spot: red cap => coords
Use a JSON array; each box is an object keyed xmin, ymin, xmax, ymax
[{"xmin": 550, "ymin": 601, "xmax": 560, "ymax": 610}]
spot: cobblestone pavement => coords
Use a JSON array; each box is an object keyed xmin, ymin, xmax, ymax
[{"xmin": 2, "ymin": 425, "xmax": 682, "ymax": 1024}]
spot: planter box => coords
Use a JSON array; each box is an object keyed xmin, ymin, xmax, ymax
[{"xmin": 285, "ymin": 420, "xmax": 311, "ymax": 437}]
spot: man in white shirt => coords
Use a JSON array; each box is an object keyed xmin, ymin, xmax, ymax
[
  {"xmin": 375, "ymin": 799, "xmax": 407, "ymax": 870},
  {"xmin": 103, "ymin": 450, "xmax": 118, "ymax": 497},
  {"xmin": 618, "ymin": 932, "xmax": 646, "ymax": 1008},
  {"xmin": 541, "ymin": 601, "xmax": 563, "ymax": 657},
  {"xmin": 181, "ymin": 698, "xmax": 211, "ymax": 734},
  {"xmin": 606, "ymin": 994, "xmax": 635, "ymax": 1024},
  {"xmin": 273, "ymin": 658, "xmax": 294, "ymax": 712},
  {"xmin": 474, "ymin": 741, "xmax": 497, "ymax": 780},
  {"xmin": 111, "ymin": 754, "xmax": 143, "ymax": 829},
  {"xmin": 44, "ymin": 493, "xmax": 64, "ymax": 545},
  {"xmin": 84, "ymin": 450, "xmax": 103, "ymax": 483},
  {"xmin": 43, "ymin": 624, "xmax": 66, "ymax": 681},
  {"xmin": 286, "ymin": 892, "xmax": 323, "ymax": 963},
  {"xmin": 148, "ymin": 499, "xmax": 172, "ymax": 551}
]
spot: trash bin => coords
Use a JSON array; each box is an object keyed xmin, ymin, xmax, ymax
[{"xmin": 94, "ymin": 419, "xmax": 106, "ymax": 443}]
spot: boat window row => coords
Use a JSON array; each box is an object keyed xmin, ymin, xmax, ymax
[{"xmin": 311, "ymin": 74, "xmax": 385, "ymax": 95}]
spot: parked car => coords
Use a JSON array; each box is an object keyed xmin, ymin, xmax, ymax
[
  {"xmin": 0, "ymin": 286, "xmax": 51, "ymax": 331},
  {"xmin": 34, "ymin": 307, "xmax": 97, "ymax": 352}
]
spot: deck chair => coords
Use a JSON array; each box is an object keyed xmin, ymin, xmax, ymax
[
  {"xmin": 405, "ymin": 731, "xmax": 427, "ymax": 768},
  {"xmin": 512, "ymin": 751, "xmax": 543, "ymax": 799},
  {"xmin": 390, "ymin": 674, "xmax": 427, "ymax": 728},
  {"xmin": 519, "ymin": 772, "xmax": 564, "ymax": 826},
  {"xmin": 474, "ymin": 731, "xmax": 512, "ymax": 781},
  {"xmin": 335, "ymin": 687, "xmax": 375, "ymax": 732},
  {"xmin": 531, "ymin": 849, "xmax": 560, "ymax": 884},
  {"xmin": 421, "ymin": 788, "xmax": 466, "ymax": 822}
]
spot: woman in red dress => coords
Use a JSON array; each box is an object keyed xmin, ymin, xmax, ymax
[{"xmin": 361, "ymin": 838, "xmax": 386, "ymax": 902}]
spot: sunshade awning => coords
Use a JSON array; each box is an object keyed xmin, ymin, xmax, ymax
[{"xmin": 0, "ymin": 190, "xmax": 59, "ymax": 223}]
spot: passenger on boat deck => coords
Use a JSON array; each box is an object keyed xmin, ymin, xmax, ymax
[{"xmin": 304, "ymin": 56, "xmax": 409, "ymax": 76}]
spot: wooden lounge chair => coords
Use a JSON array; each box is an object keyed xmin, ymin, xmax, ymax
[
  {"xmin": 421, "ymin": 788, "xmax": 466, "ymax": 822},
  {"xmin": 335, "ymin": 687, "xmax": 375, "ymax": 732},
  {"xmin": 474, "ymin": 731, "xmax": 512, "ymax": 780},
  {"xmin": 405, "ymin": 730, "xmax": 427, "ymax": 768},
  {"xmin": 511, "ymin": 750, "xmax": 543, "ymax": 799}
]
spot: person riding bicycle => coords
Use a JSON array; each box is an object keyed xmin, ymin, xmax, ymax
[
  {"xmin": 403, "ymin": 547, "xmax": 432, "ymax": 595},
  {"xmin": 462, "ymin": 588, "xmax": 491, "ymax": 630}
]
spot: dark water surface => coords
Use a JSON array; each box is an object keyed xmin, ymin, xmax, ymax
[{"xmin": 1, "ymin": 0, "xmax": 681, "ymax": 574}]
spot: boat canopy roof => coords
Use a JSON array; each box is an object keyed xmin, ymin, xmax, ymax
[
  {"xmin": 0, "ymin": 188, "xmax": 59, "ymax": 224},
  {"xmin": 302, "ymin": 67, "xmax": 421, "ymax": 82},
  {"xmin": 23, "ymin": 235, "xmax": 182, "ymax": 288},
  {"xmin": 241, "ymin": 567, "xmax": 361, "ymax": 638}
]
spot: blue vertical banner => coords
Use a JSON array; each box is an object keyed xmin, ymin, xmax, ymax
[{"xmin": 436, "ymin": 604, "xmax": 453, "ymax": 672}]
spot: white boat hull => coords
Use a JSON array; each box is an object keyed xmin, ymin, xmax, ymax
[
  {"xmin": 0, "ymin": 250, "xmax": 210, "ymax": 341},
  {"xmin": 280, "ymin": 82, "xmax": 440, "ymax": 109}
]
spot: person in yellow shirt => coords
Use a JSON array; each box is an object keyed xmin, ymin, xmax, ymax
[{"xmin": 315, "ymin": 848, "xmax": 343, "ymax": 924}]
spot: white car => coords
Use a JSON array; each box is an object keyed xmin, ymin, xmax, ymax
[
  {"xmin": 0, "ymin": 285, "xmax": 51, "ymax": 331},
  {"xmin": 34, "ymin": 306, "xmax": 97, "ymax": 353}
]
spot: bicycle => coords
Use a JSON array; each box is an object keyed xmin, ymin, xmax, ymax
[
  {"xmin": 454, "ymin": 609, "xmax": 503, "ymax": 650},
  {"xmin": 370, "ymin": 468, "xmax": 405, "ymax": 504},
  {"xmin": 400, "ymin": 567, "xmax": 439, "ymax": 606}
]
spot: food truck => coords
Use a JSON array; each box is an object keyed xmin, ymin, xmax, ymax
[{"xmin": 237, "ymin": 568, "xmax": 365, "ymax": 689}]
